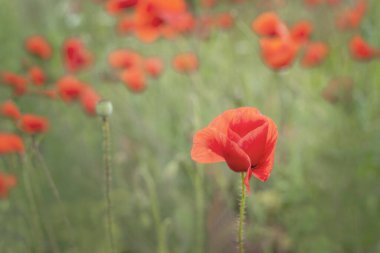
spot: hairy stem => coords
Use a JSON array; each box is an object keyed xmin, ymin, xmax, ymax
[
  {"xmin": 102, "ymin": 116, "xmax": 115, "ymax": 253},
  {"xmin": 238, "ymin": 173, "xmax": 246, "ymax": 253}
]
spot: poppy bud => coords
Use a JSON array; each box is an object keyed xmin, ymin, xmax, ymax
[{"xmin": 96, "ymin": 100, "xmax": 113, "ymax": 117}]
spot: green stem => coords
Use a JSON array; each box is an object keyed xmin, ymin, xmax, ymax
[
  {"xmin": 141, "ymin": 166, "xmax": 167, "ymax": 253},
  {"xmin": 102, "ymin": 116, "xmax": 115, "ymax": 253},
  {"xmin": 21, "ymin": 154, "xmax": 44, "ymax": 253},
  {"xmin": 238, "ymin": 173, "xmax": 246, "ymax": 253},
  {"xmin": 30, "ymin": 137, "xmax": 78, "ymax": 252}
]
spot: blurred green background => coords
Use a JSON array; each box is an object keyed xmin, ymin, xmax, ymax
[{"xmin": 0, "ymin": 0, "xmax": 380, "ymax": 252}]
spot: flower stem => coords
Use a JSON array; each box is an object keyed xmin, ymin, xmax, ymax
[
  {"xmin": 30, "ymin": 136, "xmax": 78, "ymax": 252},
  {"xmin": 238, "ymin": 172, "xmax": 246, "ymax": 253},
  {"xmin": 101, "ymin": 116, "xmax": 115, "ymax": 253}
]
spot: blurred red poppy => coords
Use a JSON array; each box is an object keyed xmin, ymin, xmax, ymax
[
  {"xmin": 0, "ymin": 172, "xmax": 17, "ymax": 198},
  {"xmin": 19, "ymin": 114, "xmax": 49, "ymax": 134},
  {"xmin": 133, "ymin": 0, "xmax": 194, "ymax": 42},
  {"xmin": 336, "ymin": 0, "xmax": 367, "ymax": 30},
  {"xmin": 0, "ymin": 133, "xmax": 25, "ymax": 154},
  {"xmin": 259, "ymin": 37, "xmax": 298, "ymax": 70},
  {"xmin": 106, "ymin": 0, "xmax": 138, "ymax": 15},
  {"xmin": 63, "ymin": 38, "xmax": 93, "ymax": 73},
  {"xmin": 144, "ymin": 57, "xmax": 164, "ymax": 78},
  {"xmin": 1, "ymin": 72, "xmax": 28, "ymax": 96},
  {"xmin": 120, "ymin": 68, "xmax": 146, "ymax": 92},
  {"xmin": 0, "ymin": 100, "xmax": 21, "ymax": 121},
  {"xmin": 349, "ymin": 35, "xmax": 377, "ymax": 60},
  {"xmin": 214, "ymin": 13, "xmax": 234, "ymax": 30},
  {"xmin": 301, "ymin": 42, "xmax": 328, "ymax": 68},
  {"xmin": 290, "ymin": 21, "xmax": 313, "ymax": 45},
  {"xmin": 172, "ymin": 53, "xmax": 199, "ymax": 73},
  {"xmin": 25, "ymin": 35, "xmax": 52, "ymax": 59},
  {"xmin": 56, "ymin": 75, "xmax": 86, "ymax": 102},
  {"xmin": 28, "ymin": 66, "xmax": 45, "ymax": 86},
  {"xmin": 117, "ymin": 15, "xmax": 135, "ymax": 34},
  {"xmin": 80, "ymin": 87, "xmax": 102, "ymax": 116},
  {"xmin": 191, "ymin": 107, "xmax": 278, "ymax": 191},
  {"xmin": 251, "ymin": 12, "xmax": 288, "ymax": 38},
  {"xmin": 108, "ymin": 49, "xmax": 142, "ymax": 69}
]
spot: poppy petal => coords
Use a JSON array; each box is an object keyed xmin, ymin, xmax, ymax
[
  {"xmin": 238, "ymin": 122, "xmax": 269, "ymax": 166},
  {"xmin": 191, "ymin": 127, "xmax": 227, "ymax": 163}
]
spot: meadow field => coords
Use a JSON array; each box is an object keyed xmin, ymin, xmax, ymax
[{"xmin": 0, "ymin": 0, "xmax": 379, "ymax": 252}]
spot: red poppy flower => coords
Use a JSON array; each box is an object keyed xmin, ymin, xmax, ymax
[
  {"xmin": 0, "ymin": 100, "xmax": 21, "ymax": 121},
  {"xmin": 0, "ymin": 133, "xmax": 25, "ymax": 154},
  {"xmin": 1, "ymin": 72, "xmax": 28, "ymax": 96},
  {"xmin": 25, "ymin": 35, "xmax": 52, "ymax": 59},
  {"xmin": 259, "ymin": 37, "xmax": 298, "ymax": 70},
  {"xmin": 214, "ymin": 12, "xmax": 234, "ymax": 30},
  {"xmin": 120, "ymin": 68, "xmax": 146, "ymax": 92},
  {"xmin": 251, "ymin": 12, "xmax": 288, "ymax": 38},
  {"xmin": 144, "ymin": 57, "xmax": 164, "ymax": 78},
  {"xmin": 117, "ymin": 15, "xmax": 136, "ymax": 34},
  {"xmin": 108, "ymin": 49, "xmax": 142, "ymax": 69},
  {"xmin": 63, "ymin": 38, "xmax": 93, "ymax": 73},
  {"xmin": 133, "ymin": 0, "xmax": 193, "ymax": 42},
  {"xmin": 172, "ymin": 53, "xmax": 199, "ymax": 73},
  {"xmin": 80, "ymin": 87, "xmax": 102, "ymax": 116},
  {"xmin": 28, "ymin": 66, "xmax": 45, "ymax": 86},
  {"xmin": 336, "ymin": 0, "xmax": 367, "ymax": 30},
  {"xmin": 191, "ymin": 107, "xmax": 278, "ymax": 191},
  {"xmin": 301, "ymin": 42, "xmax": 328, "ymax": 68},
  {"xmin": 349, "ymin": 35, "xmax": 377, "ymax": 60},
  {"xmin": 106, "ymin": 0, "xmax": 138, "ymax": 15},
  {"xmin": 290, "ymin": 21, "xmax": 313, "ymax": 45},
  {"xmin": 56, "ymin": 75, "xmax": 86, "ymax": 102},
  {"xmin": 0, "ymin": 172, "xmax": 17, "ymax": 198},
  {"xmin": 19, "ymin": 114, "xmax": 49, "ymax": 134}
]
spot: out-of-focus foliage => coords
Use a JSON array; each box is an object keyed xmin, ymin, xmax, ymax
[{"xmin": 0, "ymin": 0, "xmax": 379, "ymax": 253}]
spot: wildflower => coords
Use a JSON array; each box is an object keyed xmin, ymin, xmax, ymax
[
  {"xmin": 1, "ymin": 72, "xmax": 28, "ymax": 96},
  {"xmin": 80, "ymin": 87, "xmax": 102, "ymax": 116},
  {"xmin": 106, "ymin": 0, "xmax": 138, "ymax": 15},
  {"xmin": 259, "ymin": 37, "xmax": 298, "ymax": 70},
  {"xmin": 63, "ymin": 38, "xmax": 93, "ymax": 72},
  {"xmin": 172, "ymin": 53, "xmax": 198, "ymax": 73},
  {"xmin": 336, "ymin": 0, "xmax": 367, "ymax": 30},
  {"xmin": 120, "ymin": 68, "xmax": 146, "ymax": 92},
  {"xmin": 56, "ymin": 75, "xmax": 85, "ymax": 102},
  {"xmin": 251, "ymin": 12, "xmax": 288, "ymax": 38},
  {"xmin": 144, "ymin": 57, "xmax": 164, "ymax": 78},
  {"xmin": 108, "ymin": 49, "xmax": 141, "ymax": 69},
  {"xmin": 349, "ymin": 35, "xmax": 377, "ymax": 60},
  {"xmin": 301, "ymin": 42, "xmax": 328, "ymax": 67},
  {"xmin": 0, "ymin": 133, "xmax": 25, "ymax": 154},
  {"xmin": 19, "ymin": 114, "xmax": 49, "ymax": 134},
  {"xmin": 28, "ymin": 66, "xmax": 45, "ymax": 86},
  {"xmin": 0, "ymin": 100, "xmax": 21, "ymax": 121},
  {"xmin": 25, "ymin": 35, "xmax": 52, "ymax": 59},
  {"xmin": 191, "ymin": 107, "xmax": 278, "ymax": 191},
  {"xmin": 0, "ymin": 172, "xmax": 17, "ymax": 198},
  {"xmin": 290, "ymin": 21, "xmax": 313, "ymax": 45}
]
